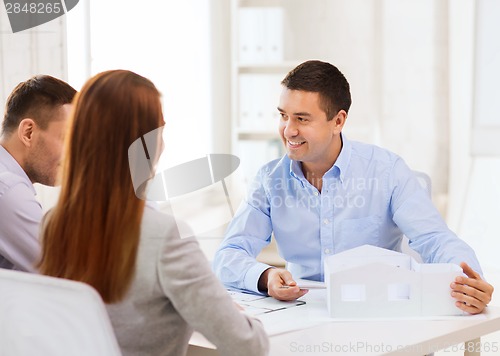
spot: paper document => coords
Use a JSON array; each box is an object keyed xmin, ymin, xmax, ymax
[{"xmin": 228, "ymin": 290, "xmax": 305, "ymax": 316}]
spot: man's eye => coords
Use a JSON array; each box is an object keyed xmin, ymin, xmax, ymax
[{"xmin": 298, "ymin": 117, "xmax": 306, "ymax": 122}]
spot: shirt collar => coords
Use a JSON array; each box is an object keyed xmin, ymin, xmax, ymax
[
  {"xmin": 331, "ymin": 133, "xmax": 351, "ymax": 183},
  {"xmin": 0, "ymin": 144, "xmax": 36, "ymax": 193},
  {"xmin": 288, "ymin": 133, "xmax": 351, "ymax": 184},
  {"xmin": 289, "ymin": 159, "xmax": 305, "ymax": 187}
]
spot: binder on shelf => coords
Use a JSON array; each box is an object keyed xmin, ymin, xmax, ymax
[
  {"xmin": 238, "ymin": 73, "xmax": 284, "ymax": 131},
  {"xmin": 264, "ymin": 8, "xmax": 283, "ymax": 63},
  {"xmin": 238, "ymin": 7, "xmax": 283, "ymax": 63},
  {"xmin": 238, "ymin": 74, "xmax": 254, "ymax": 128},
  {"xmin": 238, "ymin": 8, "xmax": 264, "ymax": 64}
]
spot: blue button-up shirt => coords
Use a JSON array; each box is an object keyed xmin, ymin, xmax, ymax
[{"xmin": 213, "ymin": 136, "xmax": 482, "ymax": 294}]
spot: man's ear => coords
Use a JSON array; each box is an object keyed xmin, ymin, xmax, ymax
[
  {"xmin": 332, "ymin": 110, "xmax": 347, "ymax": 134},
  {"xmin": 18, "ymin": 118, "xmax": 36, "ymax": 148}
]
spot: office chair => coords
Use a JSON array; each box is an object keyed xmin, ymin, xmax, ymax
[{"xmin": 0, "ymin": 269, "xmax": 121, "ymax": 356}]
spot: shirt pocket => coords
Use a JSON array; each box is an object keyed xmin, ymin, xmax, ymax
[{"xmin": 337, "ymin": 216, "xmax": 381, "ymax": 252}]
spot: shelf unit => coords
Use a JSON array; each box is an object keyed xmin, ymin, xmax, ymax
[
  {"xmin": 230, "ymin": 0, "xmax": 294, "ymax": 185},
  {"xmin": 230, "ymin": 0, "xmax": 345, "ymax": 184}
]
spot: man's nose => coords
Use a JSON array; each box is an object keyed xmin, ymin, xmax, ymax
[{"xmin": 283, "ymin": 120, "xmax": 298, "ymax": 137}]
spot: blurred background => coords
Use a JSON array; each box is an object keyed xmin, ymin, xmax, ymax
[{"xmin": 1, "ymin": 2, "xmax": 500, "ymax": 349}]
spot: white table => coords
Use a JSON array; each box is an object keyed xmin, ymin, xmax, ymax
[
  {"xmin": 188, "ymin": 291, "xmax": 500, "ymax": 356},
  {"xmin": 267, "ymin": 310, "xmax": 500, "ymax": 355}
]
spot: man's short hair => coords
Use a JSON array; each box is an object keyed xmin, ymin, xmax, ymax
[
  {"xmin": 2, "ymin": 75, "xmax": 76, "ymax": 135},
  {"xmin": 281, "ymin": 60, "xmax": 352, "ymax": 120}
]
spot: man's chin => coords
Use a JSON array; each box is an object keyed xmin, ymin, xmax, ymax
[{"xmin": 286, "ymin": 152, "xmax": 302, "ymax": 161}]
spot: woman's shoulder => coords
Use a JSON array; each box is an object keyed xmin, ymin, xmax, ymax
[
  {"xmin": 141, "ymin": 204, "xmax": 178, "ymax": 236},
  {"xmin": 140, "ymin": 204, "xmax": 199, "ymax": 251}
]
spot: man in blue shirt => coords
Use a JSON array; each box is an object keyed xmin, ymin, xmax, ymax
[{"xmin": 214, "ymin": 60, "xmax": 493, "ymax": 314}]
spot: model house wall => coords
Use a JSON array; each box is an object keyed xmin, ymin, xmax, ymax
[{"xmin": 324, "ymin": 245, "xmax": 464, "ymax": 318}]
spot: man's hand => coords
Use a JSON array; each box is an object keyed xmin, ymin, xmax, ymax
[
  {"xmin": 451, "ymin": 262, "xmax": 494, "ymax": 314},
  {"xmin": 258, "ymin": 268, "xmax": 308, "ymax": 301}
]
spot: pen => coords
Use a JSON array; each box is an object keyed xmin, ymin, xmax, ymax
[{"xmin": 280, "ymin": 284, "xmax": 325, "ymax": 290}]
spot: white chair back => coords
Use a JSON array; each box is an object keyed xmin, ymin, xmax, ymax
[{"xmin": 0, "ymin": 269, "xmax": 121, "ymax": 356}]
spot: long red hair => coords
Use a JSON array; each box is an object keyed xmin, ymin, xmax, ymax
[{"xmin": 39, "ymin": 70, "xmax": 164, "ymax": 303}]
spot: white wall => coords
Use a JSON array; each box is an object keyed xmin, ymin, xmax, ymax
[
  {"xmin": 272, "ymin": 0, "xmax": 450, "ymax": 210},
  {"xmin": 330, "ymin": 0, "xmax": 450, "ymax": 204},
  {"xmin": 448, "ymin": 0, "xmax": 500, "ymax": 273},
  {"xmin": 0, "ymin": 8, "xmax": 67, "ymax": 115}
]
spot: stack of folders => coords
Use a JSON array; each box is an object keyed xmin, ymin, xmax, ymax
[
  {"xmin": 238, "ymin": 73, "xmax": 283, "ymax": 131},
  {"xmin": 238, "ymin": 7, "xmax": 283, "ymax": 64}
]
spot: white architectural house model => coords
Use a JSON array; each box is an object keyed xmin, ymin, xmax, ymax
[{"xmin": 324, "ymin": 245, "xmax": 464, "ymax": 318}]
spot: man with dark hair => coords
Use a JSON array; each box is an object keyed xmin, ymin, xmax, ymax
[
  {"xmin": 214, "ymin": 60, "xmax": 493, "ymax": 314},
  {"xmin": 0, "ymin": 75, "xmax": 76, "ymax": 271}
]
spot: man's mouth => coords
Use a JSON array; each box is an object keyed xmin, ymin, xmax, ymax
[{"xmin": 287, "ymin": 140, "xmax": 306, "ymax": 148}]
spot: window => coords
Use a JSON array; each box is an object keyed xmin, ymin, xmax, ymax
[{"xmin": 66, "ymin": 0, "xmax": 212, "ymax": 170}]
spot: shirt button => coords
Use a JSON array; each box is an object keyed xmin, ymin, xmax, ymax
[
  {"xmin": 323, "ymin": 218, "xmax": 329, "ymax": 225},
  {"xmin": 324, "ymin": 248, "xmax": 331, "ymax": 254},
  {"xmin": 313, "ymin": 191, "xmax": 319, "ymax": 196}
]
